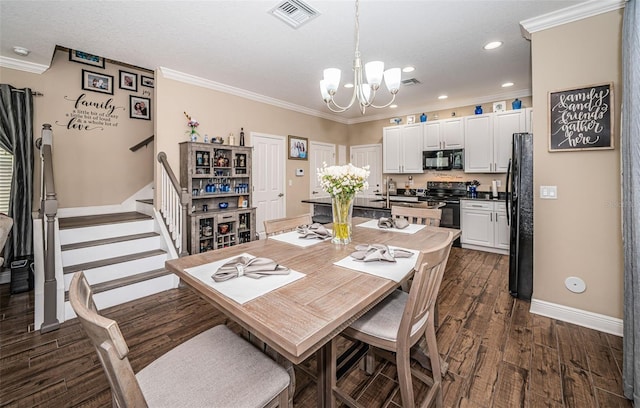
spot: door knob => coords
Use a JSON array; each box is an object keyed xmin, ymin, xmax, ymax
[
  {"xmin": 312, "ymin": 191, "xmax": 319, "ymax": 194},
  {"xmin": 278, "ymin": 193, "xmax": 284, "ymax": 197}
]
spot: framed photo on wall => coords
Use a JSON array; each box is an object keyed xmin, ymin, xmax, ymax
[
  {"xmin": 69, "ymin": 49, "xmax": 105, "ymax": 68},
  {"xmin": 141, "ymin": 75, "xmax": 154, "ymax": 88},
  {"xmin": 130, "ymin": 96, "xmax": 151, "ymax": 120},
  {"xmin": 82, "ymin": 70, "xmax": 114, "ymax": 95},
  {"xmin": 288, "ymin": 135, "xmax": 308, "ymax": 160},
  {"xmin": 119, "ymin": 70, "xmax": 138, "ymax": 92}
]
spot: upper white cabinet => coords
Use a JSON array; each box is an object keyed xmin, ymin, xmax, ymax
[
  {"xmin": 464, "ymin": 109, "xmax": 526, "ymax": 173},
  {"xmin": 423, "ymin": 118, "xmax": 464, "ymax": 151},
  {"xmin": 383, "ymin": 123, "xmax": 423, "ymax": 173}
]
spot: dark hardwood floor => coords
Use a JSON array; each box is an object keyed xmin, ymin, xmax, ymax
[{"xmin": 0, "ymin": 248, "xmax": 631, "ymax": 407}]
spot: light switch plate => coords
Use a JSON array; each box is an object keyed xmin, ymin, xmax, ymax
[{"xmin": 540, "ymin": 186, "xmax": 558, "ymax": 199}]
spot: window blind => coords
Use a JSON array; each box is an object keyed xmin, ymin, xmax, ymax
[{"xmin": 0, "ymin": 149, "xmax": 13, "ymax": 214}]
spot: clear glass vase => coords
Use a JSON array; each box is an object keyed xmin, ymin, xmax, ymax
[{"xmin": 331, "ymin": 196, "xmax": 354, "ymax": 245}]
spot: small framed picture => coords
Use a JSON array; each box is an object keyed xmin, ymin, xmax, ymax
[
  {"xmin": 493, "ymin": 101, "xmax": 506, "ymax": 112},
  {"xmin": 119, "ymin": 70, "xmax": 138, "ymax": 92},
  {"xmin": 288, "ymin": 135, "xmax": 308, "ymax": 160},
  {"xmin": 82, "ymin": 70, "xmax": 114, "ymax": 95},
  {"xmin": 406, "ymin": 115, "xmax": 415, "ymax": 124},
  {"xmin": 141, "ymin": 75, "xmax": 154, "ymax": 88},
  {"xmin": 130, "ymin": 96, "xmax": 151, "ymax": 120},
  {"xmin": 69, "ymin": 49, "xmax": 105, "ymax": 68}
]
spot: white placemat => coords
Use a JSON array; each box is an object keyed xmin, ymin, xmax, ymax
[
  {"xmin": 356, "ymin": 219, "xmax": 426, "ymax": 234},
  {"xmin": 334, "ymin": 246, "xmax": 420, "ymax": 282},
  {"xmin": 268, "ymin": 229, "xmax": 332, "ymax": 248},
  {"xmin": 185, "ymin": 253, "xmax": 305, "ymax": 304}
]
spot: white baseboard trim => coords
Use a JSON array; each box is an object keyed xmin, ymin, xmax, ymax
[
  {"xmin": 0, "ymin": 270, "xmax": 10, "ymax": 284},
  {"xmin": 530, "ymin": 298, "xmax": 623, "ymax": 337}
]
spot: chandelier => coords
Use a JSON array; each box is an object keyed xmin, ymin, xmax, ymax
[{"xmin": 319, "ymin": 0, "xmax": 401, "ymax": 114}]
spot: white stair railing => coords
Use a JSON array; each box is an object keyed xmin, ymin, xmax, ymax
[{"xmin": 157, "ymin": 152, "xmax": 189, "ymax": 256}]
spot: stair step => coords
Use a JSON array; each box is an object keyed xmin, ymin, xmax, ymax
[
  {"xmin": 61, "ymin": 232, "xmax": 160, "ymax": 251},
  {"xmin": 63, "ymin": 249, "xmax": 167, "ymax": 274},
  {"xmin": 59, "ymin": 211, "xmax": 152, "ymax": 230},
  {"xmin": 64, "ymin": 268, "xmax": 174, "ymax": 301}
]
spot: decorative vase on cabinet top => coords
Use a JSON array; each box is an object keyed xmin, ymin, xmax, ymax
[
  {"xmin": 420, "ymin": 113, "xmax": 427, "ymax": 122},
  {"xmin": 474, "ymin": 106, "xmax": 483, "ymax": 115},
  {"xmin": 512, "ymin": 98, "xmax": 522, "ymax": 109}
]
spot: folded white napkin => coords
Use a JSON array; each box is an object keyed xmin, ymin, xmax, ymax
[
  {"xmin": 211, "ymin": 255, "xmax": 290, "ymax": 282},
  {"xmin": 350, "ymin": 244, "xmax": 414, "ymax": 262},
  {"xmin": 377, "ymin": 217, "xmax": 410, "ymax": 229},
  {"xmin": 297, "ymin": 223, "xmax": 331, "ymax": 239}
]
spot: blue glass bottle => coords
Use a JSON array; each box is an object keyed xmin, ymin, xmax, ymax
[
  {"xmin": 420, "ymin": 113, "xmax": 427, "ymax": 122},
  {"xmin": 475, "ymin": 105, "xmax": 483, "ymax": 115}
]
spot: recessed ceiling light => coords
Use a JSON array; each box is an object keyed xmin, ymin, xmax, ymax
[
  {"xmin": 502, "ymin": 82, "xmax": 514, "ymax": 88},
  {"xmin": 484, "ymin": 41, "xmax": 503, "ymax": 50},
  {"xmin": 402, "ymin": 66, "xmax": 415, "ymax": 73},
  {"xmin": 389, "ymin": 104, "xmax": 398, "ymax": 109},
  {"xmin": 438, "ymin": 95, "xmax": 448, "ymax": 100},
  {"xmin": 344, "ymin": 83, "xmax": 354, "ymax": 88},
  {"xmin": 13, "ymin": 46, "xmax": 30, "ymax": 56}
]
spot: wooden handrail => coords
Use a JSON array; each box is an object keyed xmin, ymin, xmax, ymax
[
  {"xmin": 157, "ymin": 152, "xmax": 180, "ymax": 192},
  {"xmin": 37, "ymin": 124, "xmax": 60, "ymax": 333},
  {"xmin": 130, "ymin": 135, "xmax": 154, "ymax": 152}
]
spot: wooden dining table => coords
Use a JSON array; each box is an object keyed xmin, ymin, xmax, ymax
[{"xmin": 165, "ymin": 217, "xmax": 460, "ymax": 408}]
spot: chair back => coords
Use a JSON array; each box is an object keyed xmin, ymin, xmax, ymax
[
  {"xmin": 391, "ymin": 206, "xmax": 441, "ymax": 227},
  {"xmin": 264, "ymin": 213, "xmax": 312, "ymax": 236},
  {"xmin": 398, "ymin": 231, "xmax": 454, "ymax": 349},
  {"xmin": 69, "ymin": 272, "xmax": 147, "ymax": 408}
]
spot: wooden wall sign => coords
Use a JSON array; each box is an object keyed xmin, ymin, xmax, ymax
[{"xmin": 548, "ymin": 83, "xmax": 613, "ymax": 151}]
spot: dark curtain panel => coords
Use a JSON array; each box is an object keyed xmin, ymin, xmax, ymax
[
  {"xmin": 0, "ymin": 84, "xmax": 34, "ymax": 265},
  {"xmin": 622, "ymin": 0, "xmax": 640, "ymax": 405}
]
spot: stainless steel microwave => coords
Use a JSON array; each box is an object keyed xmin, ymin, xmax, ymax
[{"xmin": 423, "ymin": 149, "xmax": 464, "ymax": 170}]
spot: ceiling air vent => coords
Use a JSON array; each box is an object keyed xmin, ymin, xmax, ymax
[
  {"xmin": 269, "ymin": 0, "xmax": 319, "ymax": 29},
  {"xmin": 401, "ymin": 78, "xmax": 421, "ymax": 86}
]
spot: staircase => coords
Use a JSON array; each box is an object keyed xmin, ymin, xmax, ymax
[{"xmin": 59, "ymin": 210, "xmax": 179, "ymax": 319}]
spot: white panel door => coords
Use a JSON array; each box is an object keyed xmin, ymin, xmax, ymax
[
  {"xmin": 309, "ymin": 141, "xmax": 335, "ymax": 199},
  {"xmin": 252, "ymin": 133, "xmax": 286, "ymax": 238},
  {"xmin": 350, "ymin": 144, "xmax": 382, "ymax": 197}
]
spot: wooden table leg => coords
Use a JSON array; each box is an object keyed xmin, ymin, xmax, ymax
[{"xmin": 316, "ymin": 339, "xmax": 337, "ymax": 408}]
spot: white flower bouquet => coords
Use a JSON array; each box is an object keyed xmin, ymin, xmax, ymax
[{"xmin": 317, "ymin": 163, "xmax": 370, "ymax": 243}]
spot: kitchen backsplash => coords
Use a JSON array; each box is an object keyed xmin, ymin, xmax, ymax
[{"xmin": 385, "ymin": 170, "xmax": 506, "ymax": 193}]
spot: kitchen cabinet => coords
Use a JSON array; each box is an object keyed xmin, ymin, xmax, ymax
[
  {"xmin": 464, "ymin": 109, "xmax": 525, "ymax": 173},
  {"xmin": 460, "ymin": 200, "xmax": 509, "ymax": 254},
  {"xmin": 423, "ymin": 118, "xmax": 464, "ymax": 151},
  {"xmin": 180, "ymin": 142, "xmax": 256, "ymax": 254},
  {"xmin": 383, "ymin": 124, "xmax": 423, "ymax": 173}
]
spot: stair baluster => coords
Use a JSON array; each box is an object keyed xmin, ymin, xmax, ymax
[{"xmin": 157, "ymin": 152, "xmax": 189, "ymax": 256}]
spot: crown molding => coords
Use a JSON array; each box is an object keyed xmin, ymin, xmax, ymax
[
  {"xmin": 520, "ymin": 0, "xmax": 627, "ymax": 39},
  {"xmin": 0, "ymin": 56, "xmax": 49, "ymax": 74},
  {"xmin": 158, "ymin": 67, "xmax": 349, "ymax": 125}
]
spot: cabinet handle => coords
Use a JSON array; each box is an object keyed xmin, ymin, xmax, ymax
[{"xmin": 490, "ymin": 213, "xmax": 493, "ymax": 222}]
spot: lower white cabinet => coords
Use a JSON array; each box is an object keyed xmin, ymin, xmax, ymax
[{"xmin": 460, "ymin": 199, "xmax": 509, "ymax": 254}]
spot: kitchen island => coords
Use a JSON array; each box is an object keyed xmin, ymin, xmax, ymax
[{"xmin": 302, "ymin": 196, "xmax": 442, "ymax": 224}]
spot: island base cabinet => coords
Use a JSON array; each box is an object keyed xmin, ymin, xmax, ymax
[{"xmin": 460, "ymin": 200, "xmax": 509, "ymax": 254}]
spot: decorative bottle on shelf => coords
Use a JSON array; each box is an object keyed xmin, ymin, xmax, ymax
[
  {"xmin": 420, "ymin": 113, "xmax": 427, "ymax": 122},
  {"xmin": 228, "ymin": 132, "xmax": 235, "ymax": 145},
  {"xmin": 239, "ymin": 127, "xmax": 245, "ymax": 146},
  {"xmin": 475, "ymin": 105, "xmax": 483, "ymax": 115}
]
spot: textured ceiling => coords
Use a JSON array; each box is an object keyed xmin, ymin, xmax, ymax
[{"xmin": 0, "ymin": 0, "xmax": 587, "ymax": 123}]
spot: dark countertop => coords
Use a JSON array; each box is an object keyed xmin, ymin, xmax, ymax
[
  {"xmin": 460, "ymin": 192, "xmax": 508, "ymax": 202},
  {"xmin": 302, "ymin": 197, "xmax": 391, "ymax": 210}
]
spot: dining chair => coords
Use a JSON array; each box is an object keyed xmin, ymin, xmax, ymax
[
  {"xmin": 263, "ymin": 213, "xmax": 312, "ymax": 236},
  {"xmin": 391, "ymin": 205, "xmax": 442, "ymax": 227},
  {"xmin": 69, "ymin": 271, "xmax": 291, "ymax": 408},
  {"xmin": 335, "ymin": 231, "xmax": 454, "ymax": 408},
  {"xmin": 0, "ymin": 214, "xmax": 13, "ymax": 266}
]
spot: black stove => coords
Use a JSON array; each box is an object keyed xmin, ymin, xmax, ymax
[{"xmin": 424, "ymin": 181, "xmax": 468, "ymax": 203}]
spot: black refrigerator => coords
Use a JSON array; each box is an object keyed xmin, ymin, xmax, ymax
[{"xmin": 506, "ymin": 133, "xmax": 534, "ymax": 301}]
